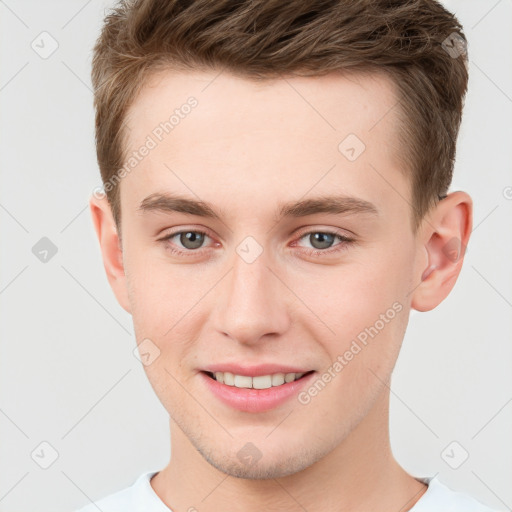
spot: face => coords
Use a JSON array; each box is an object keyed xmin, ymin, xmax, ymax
[{"xmin": 105, "ymin": 69, "xmax": 429, "ymax": 478}]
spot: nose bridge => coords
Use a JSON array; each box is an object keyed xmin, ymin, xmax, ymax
[{"xmin": 212, "ymin": 241, "xmax": 290, "ymax": 345}]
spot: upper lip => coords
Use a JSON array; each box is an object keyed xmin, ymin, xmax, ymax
[{"xmin": 202, "ymin": 363, "xmax": 313, "ymax": 377}]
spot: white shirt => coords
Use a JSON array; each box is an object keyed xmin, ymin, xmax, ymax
[{"xmin": 75, "ymin": 471, "xmax": 503, "ymax": 512}]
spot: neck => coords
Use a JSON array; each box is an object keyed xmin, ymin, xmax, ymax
[{"xmin": 151, "ymin": 388, "xmax": 427, "ymax": 512}]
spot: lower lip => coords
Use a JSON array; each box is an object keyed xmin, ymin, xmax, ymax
[{"xmin": 200, "ymin": 371, "xmax": 316, "ymax": 413}]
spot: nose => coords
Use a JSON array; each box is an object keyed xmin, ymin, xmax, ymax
[{"xmin": 211, "ymin": 247, "xmax": 291, "ymax": 346}]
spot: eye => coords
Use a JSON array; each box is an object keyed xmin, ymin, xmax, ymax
[
  {"xmin": 158, "ymin": 228, "xmax": 355, "ymax": 258},
  {"xmin": 293, "ymin": 229, "xmax": 355, "ymax": 256},
  {"xmin": 158, "ymin": 229, "xmax": 212, "ymax": 255}
]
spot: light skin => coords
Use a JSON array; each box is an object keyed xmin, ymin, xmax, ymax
[{"xmin": 90, "ymin": 68, "xmax": 472, "ymax": 512}]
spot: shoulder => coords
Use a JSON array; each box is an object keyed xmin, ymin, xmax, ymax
[
  {"xmin": 73, "ymin": 470, "xmax": 171, "ymax": 512},
  {"xmin": 411, "ymin": 475, "xmax": 504, "ymax": 512}
]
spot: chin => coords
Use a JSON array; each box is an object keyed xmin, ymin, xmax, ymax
[{"xmin": 196, "ymin": 437, "xmax": 329, "ymax": 480}]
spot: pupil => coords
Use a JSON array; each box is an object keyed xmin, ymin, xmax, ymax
[
  {"xmin": 181, "ymin": 231, "xmax": 204, "ymax": 249},
  {"xmin": 311, "ymin": 232, "xmax": 334, "ymax": 250}
]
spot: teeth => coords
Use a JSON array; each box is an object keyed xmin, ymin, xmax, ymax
[
  {"xmin": 223, "ymin": 372, "xmax": 234, "ymax": 386},
  {"xmin": 253, "ymin": 375, "xmax": 272, "ymax": 389},
  {"xmin": 272, "ymin": 373, "xmax": 285, "ymax": 386},
  {"xmin": 234, "ymin": 375, "xmax": 252, "ymax": 388},
  {"xmin": 210, "ymin": 371, "xmax": 306, "ymax": 388}
]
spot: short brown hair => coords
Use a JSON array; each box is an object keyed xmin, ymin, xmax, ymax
[{"xmin": 91, "ymin": 0, "xmax": 468, "ymax": 233}]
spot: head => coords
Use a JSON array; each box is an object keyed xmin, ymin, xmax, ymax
[{"xmin": 90, "ymin": 0, "xmax": 471, "ymax": 479}]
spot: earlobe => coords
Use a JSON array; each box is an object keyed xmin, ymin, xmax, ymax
[
  {"xmin": 89, "ymin": 194, "xmax": 132, "ymax": 313},
  {"xmin": 411, "ymin": 191, "xmax": 472, "ymax": 312}
]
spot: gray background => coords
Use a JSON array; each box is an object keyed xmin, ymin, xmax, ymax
[{"xmin": 0, "ymin": 1, "xmax": 511, "ymax": 510}]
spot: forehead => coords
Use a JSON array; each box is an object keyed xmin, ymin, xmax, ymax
[
  {"xmin": 125, "ymin": 67, "xmax": 400, "ymax": 146},
  {"xmin": 120, "ymin": 68, "xmax": 408, "ymax": 226}
]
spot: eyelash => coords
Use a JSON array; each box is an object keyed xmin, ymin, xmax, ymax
[{"xmin": 158, "ymin": 228, "xmax": 355, "ymax": 258}]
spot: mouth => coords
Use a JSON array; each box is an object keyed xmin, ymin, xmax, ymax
[
  {"xmin": 199, "ymin": 369, "xmax": 316, "ymax": 413},
  {"xmin": 202, "ymin": 370, "xmax": 315, "ymax": 390}
]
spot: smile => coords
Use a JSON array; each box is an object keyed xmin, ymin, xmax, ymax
[
  {"xmin": 205, "ymin": 371, "xmax": 312, "ymax": 389},
  {"xmin": 200, "ymin": 370, "xmax": 316, "ymax": 413}
]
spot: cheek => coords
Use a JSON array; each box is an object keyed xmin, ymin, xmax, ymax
[
  {"xmin": 124, "ymin": 252, "xmax": 213, "ymax": 373},
  {"xmin": 125, "ymin": 259, "xmax": 201, "ymax": 409},
  {"xmin": 294, "ymin": 260, "xmax": 403, "ymax": 339},
  {"xmin": 296, "ymin": 266, "xmax": 408, "ymax": 422},
  {"xmin": 124, "ymin": 244, "xmax": 194, "ymax": 329},
  {"xmin": 292, "ymin": 243, "xmax": 412, "ymax": 373}
]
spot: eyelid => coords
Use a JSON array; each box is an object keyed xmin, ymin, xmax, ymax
[
  {"xmin": 293, "ymin": 225, "xmax": 354, "ymax": 241},
  {"xmin": 291, "ymin": 228, "xmax": 355, "ymax": 254},
  {"xmin": 157, "ymin": 225, "xmax": 213, "ymax": 240},
  {"xmin": 157, "ymin": 227, "xmax": 214, "ymax": 248}
]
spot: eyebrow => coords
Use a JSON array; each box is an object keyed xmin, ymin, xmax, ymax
[{"xmin": 137, "ymin": 192, "xmax": 380, "ymax": 220}]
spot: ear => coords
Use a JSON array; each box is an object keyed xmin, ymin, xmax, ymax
[
  {"xmin": 89, "ymin": 194, "xmax": 131, "ymax": 314},
  {"xmin": 411, "ymin": 191, "xmax": 473, "ymax": 312}
]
